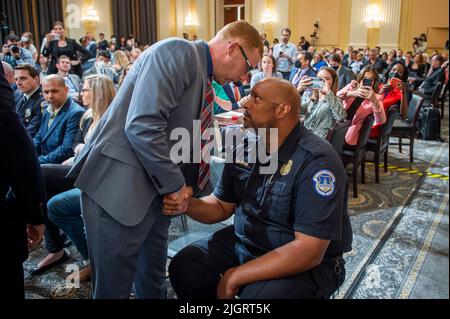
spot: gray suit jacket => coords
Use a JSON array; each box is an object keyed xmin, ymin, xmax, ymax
[
  {"xmin": 338, "ymin": 66, "xmax": 355, "ymax": 91},
  {"xmin": 70, "ymin": 39, "xmax": 208, "ymax": 226}
]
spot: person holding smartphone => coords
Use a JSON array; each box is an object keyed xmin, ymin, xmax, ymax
[
  {"xmin": 337, "ymin": 66, "xmax": 386, "ymax": 146},
  {"xmin": 299, "ymin": 67, "xmax": 346, "ymax": 138},
  {"xmin": 42, "ymin": 21, "xmax": 93, "ymax": 78},
  {"xmin": 379, "ymin": 61, "xmax": 410, "ymax": 116}
]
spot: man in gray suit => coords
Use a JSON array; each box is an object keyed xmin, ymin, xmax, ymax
[
  {"xmin": 328, "ymin": 54, "xmax": 355, "ymax": 90},
  {"xmin": 69, "ymin": 21, "xmax": 263, "ymax": 299}
]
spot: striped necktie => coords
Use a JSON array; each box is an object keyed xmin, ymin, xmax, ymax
[{"xmin": 198, "ymin": 79, "xmax": 214, "ymax": 190}]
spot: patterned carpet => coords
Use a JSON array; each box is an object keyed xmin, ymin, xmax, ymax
[{"xmin": 24, "ymin": 106, "xmax": 449, "ymax": 299}]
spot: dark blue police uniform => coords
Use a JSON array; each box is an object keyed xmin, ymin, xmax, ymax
[{"xmin": 170, "ymin": 123, "xmax": 353, "ymax": 299}]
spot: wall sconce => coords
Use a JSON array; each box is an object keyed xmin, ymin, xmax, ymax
[
  {"xmin": 365, "ymin": 4, "xmax": 382, "ymax": 29},
  {"xmin": 82, "ymin": 5, "xmax": 99, "ymax": 25},
  {"xmin": 261, "ymin": 9, "xmax": 275, "ymax": 27},
  {"xmin": 185, "ymin": 13, "xmax": 198, "ymax": 28}
]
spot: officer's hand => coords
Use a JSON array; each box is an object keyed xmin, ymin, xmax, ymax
[
  {"xmin": 27, "ymin": 224, "xmax": 45, "ymax": 248},
  {"xmin": 217, "ymin": 268, "xmax": 240, "ymax": 299},
  {"xmin": 162, "ymin": 185, "xmax": 193, "ymax": 215}
]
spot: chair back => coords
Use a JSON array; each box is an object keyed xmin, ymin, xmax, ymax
[
  {"xmin": 430, "ymin": 82, "xmax": 443, "ymax": 107},
  {"xmin": 406, "ymin": 94, "xmax": 425, "ymax": 127},
  {"xmin": 355, "ymin": 114, "xmax": 375, "ymax": 153},
  {"xmin": 379, "ymin": 106, "xmax": 399, "ymax": 147},
  {"xmin": 326, "ymin": 120, "xmax": 351, "ymax": 156}
]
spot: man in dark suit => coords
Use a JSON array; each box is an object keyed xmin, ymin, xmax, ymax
[
  {"xmin": 222, "ymin": 81, "xmax": 246, "ymax": 110},
  {"xmin": 0, "ymin": 62, "xmax": 46, "ymax": 299},
  {"xmin": 14, "ymin": 64, "xmax": 44, "ymax": 138},
  {"xmin": 328, "ymin": 54, "xmax": 355, "ymax": 90},
  {"xmin": 33, "ymin": 74, "xmax": 85, "ymax": 164}
]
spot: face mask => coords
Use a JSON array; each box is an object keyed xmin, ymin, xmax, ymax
[
  {"xmin": 295, "ymin": 61, "xmax": 301, "ymax": 69},
  {"xmin": 389, "ymin": 72, "xmax": 401, "ymax": 79},
  {"xmin": 111, "ymin": 38, "xmax": 117, "ymax": 44},
  {"xmin": 331, "ymin": 65, "xmax": 339, "ymax": 71},
  {"xmin": 21, "ymin": 36, "xmax": 29, "ymax": 43},
  {"xmin": 96, "ymin": 61, "xmax": 105, "ymax": 69}
]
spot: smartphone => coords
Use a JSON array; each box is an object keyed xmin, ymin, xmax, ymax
[
  {"xmin": 53, "ymin": 33, "xmax": 60, "ymax": 41},
  {"xmin": 309, "ymin": 77, "xmax": 325, "ymax": 89},
  {"xmin": 389, "ymin": 77, "xmax": 402, "ymax": 88},
  {"xmin": 362, "ymin": 78, "xmax": 374, "ymax": 88}
]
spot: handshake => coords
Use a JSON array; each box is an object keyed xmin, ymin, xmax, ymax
[{"xmin": 162, "ymin": 184, "xmax": 194, "ymax": 216}]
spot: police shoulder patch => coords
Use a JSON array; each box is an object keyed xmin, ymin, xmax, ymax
[{"xmin": 312, "ymin": 170, "xmax": 336, "ymax": 197}]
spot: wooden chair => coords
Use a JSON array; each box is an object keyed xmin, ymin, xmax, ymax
[
  {"xmin": 341, "ymin": 115, "xmax": 375, "ymax": 198},
  {"xmin": 366, "ymin": 106, "xmax": 399, "ymax": 183},
  {"xmin": 390, "ymin": 94, "xmax": 424, "ymax": 162}
]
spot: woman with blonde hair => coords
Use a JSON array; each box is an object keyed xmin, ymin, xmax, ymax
[
  {"xmin": 31, "ymin": 75, "xmax": 116, "ymax": 286},
  {"xmin": 113, "ymin": 50, "xmax": 130, "ymax": 83},
  {"xmin": 298, "ymin": 66, "xmax": 346, "ymax": 138}
]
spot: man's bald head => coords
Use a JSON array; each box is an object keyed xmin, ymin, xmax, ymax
[
  {"xmin": 255, "ymin": 78, "xmax": 300, "ymax": 115},
  {"xmin": 42, "ymin": 74, "xmax": 66, "ymax": 88},
  {"xmin": 242, "ymin": 78, "xmax": 300, "ymax": 131},
  {"xmin": 1, "ymin": 61, "xmax": 14, "ymax": 85}
]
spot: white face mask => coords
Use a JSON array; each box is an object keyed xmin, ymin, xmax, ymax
[
  {"xmin": 96, "ymin": 61, "xmax": 105, "ymax": 68},
  {"xmin": 21, "ymin": 36, "xmax": 29, "ymax": 43}
]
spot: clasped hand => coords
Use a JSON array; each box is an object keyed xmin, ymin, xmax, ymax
[{"xmin": 162, "ymin": 185, "xmax": 194, "ymax": 216}]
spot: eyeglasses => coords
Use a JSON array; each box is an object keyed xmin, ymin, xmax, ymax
[{"xmin": 238, "ymin": 45, "xmax": 255, "ymax": 72}]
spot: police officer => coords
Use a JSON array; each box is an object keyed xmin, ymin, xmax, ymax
[
  {"xmin": 166, "ymin": 78, "xmax": 353, "ymax": 299},
  {"xmin": 14, "ymin": 63, "xmax": 44, "ymax": 138},
  {"xmin": 1, "ymin": 62, "xmax": 46, "ymax": 299}
]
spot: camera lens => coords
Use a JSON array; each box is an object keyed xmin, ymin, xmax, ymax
[{"xmin": 10, "ymin": 45, "xmax": 20, "ymax": 53}]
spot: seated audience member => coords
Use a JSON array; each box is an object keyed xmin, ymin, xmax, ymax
[
  {"xmin": 31, "ymin": 75, "xmax": 116, "ymax": 280},
  {"xmin": 168, "ymin": 78, "xmax": 352, "ymax": 299},
  {"xmin": 409, "ymin": 54, "xmax": 425, "ymax": 88},
  {"xmin": 298, "ymin": 36, "xmax": 311, "ymax": 51},
  {"xmin": 370, "ymin": 61, "xmax": 410, "ymax": 138},
  {"xmin": 56, "ymin": 55, "xmax": 81, "ymax": 103},
  {"xmin": 312, "ymin": 53, "xmax": 328, "ymax": 72},
  {"xmin": 97, "ymin": 33, "xmax": 109, "ymax": 51},
  {"xmin": 363, "ymin": 49, "xmax": 388, "ymax": 75},
  {"xmin": 291, "ymin": 51, "xmax": 316, "ymax": 90},
  {"xmin": 1, "ymin": 61, "xmax": 15, "ymax": 88},
  {"xmin": 349, "ymin": 52, "xmax": 364, "ymax": 75},
  {"xmin": 419, "ymin": 54, "xmax": 446, "ymax": 96},
  {"xmin": 130, "ymin": 48, "xmax": 142, "ymax": 63},
  {"xmin": 298, "ymin": 67, "xmax": 346, "ymax": 138},
  {"xmin": 337, "ymin": 66, "xmax": 386, "ymax": 146},
  {"xmin": 118, "ymin": 62, "xmax": 133, "ymax": 87},
  {"xmin": 404, "ymin": 51, "xmax": 414, "ymax": 69},
  {"xmin": 250, "ymin": 54, "xmax": 283, "ymax": 88},
  {"xmin": 35, "ymin": 53, "xmax": 49, "ymax": 78},
  {"xmin": 212, "ymin": 81, "xmax": 246, "ymax": 115},
  {"xmin": 380, "ymin": 61, "xmax": 410, "ymax": 114},
  {"xmin": 386, "ymin": 50, "xmax": 397, "ymax": 66},
  {"xmin": 33, "ymin": 75, "xmax": 85, "ymax": 164},
  {"xmin": 83, "ymin": 50, "xmax": 115, "ymax": 82},
  {"xmin": 112, "ymin": 50, "xmax": 130, "ymax": 84},
  {"xmin": 14, "ymin": 64, "xmax": 44, "ymax": 138},
  {"xmin": 396, "ymin": 49, "xmax": 404, "ymax": 62},
  {"xmin": 328, "ymin": 54, "xmax": 355, "ymax": 90}
]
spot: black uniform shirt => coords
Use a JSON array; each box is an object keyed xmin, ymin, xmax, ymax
[{"xmin": 214, "ymin": 123, "xmax": 353, "ymax": 263}]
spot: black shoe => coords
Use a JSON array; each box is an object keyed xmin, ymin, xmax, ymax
[{"xmin": 29, "ymin": 251, "xmax": 69, "ymax": 276}]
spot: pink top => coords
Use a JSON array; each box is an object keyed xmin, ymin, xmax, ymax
[{"xmin": 337, "ymin": 84, "xmax": 386, "ymax": 146}]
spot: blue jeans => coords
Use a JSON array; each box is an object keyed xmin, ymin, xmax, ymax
[{"xmin": 47, "ymin": 188, "xmax": 89, "ymax": 260}]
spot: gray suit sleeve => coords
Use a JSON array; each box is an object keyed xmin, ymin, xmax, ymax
[{"xmin": 125, "ymin": 42, "xmax": 198, "ymax": 195}]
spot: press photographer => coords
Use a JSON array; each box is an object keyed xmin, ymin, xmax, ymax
[
  {"xmin": 0, "ymin": 34, "xmax": 33, "ymax": 67},
  {"xmin": 413, "ymin": 33, "xmax": 428, "ymax": 54}
]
